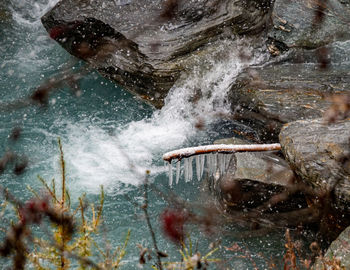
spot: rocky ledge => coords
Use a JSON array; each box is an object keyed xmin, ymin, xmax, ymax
[
  {"xmin": 41, "ymin": 0, "xmax": 272, "ymax": 108},
  {"xmin": 267, "ymin": 0, "xmax": 350, "ymax": 50},
  {"xmin": 228, "ymin": 63, "xmax": 350, "ymax": 141},
  {"xmin": 209, "ymin": 137, "xmax": 319, "ymax": 229},
  {"xmin": 279, "ymin": 118, "xmax": 350, "ymax": 207}
]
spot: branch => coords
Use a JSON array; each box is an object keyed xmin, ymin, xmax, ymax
[
  {"xmin": 142, "ymin": 175, "xmax": 163, "ymax": 270},
  {"xmin": 162, "ymin": 143, "xmax": 281, "ymax": 162}
]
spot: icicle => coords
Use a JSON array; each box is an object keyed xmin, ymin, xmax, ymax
[
  {"xmin": 223, "ymin": 154, "xmax": 227, "ymax": 172},
  {"xmin": 176, "ymin": 160, "xmax": 181, "ymax": 184},
  {"xmin": 200, "ymin": 154, "xmax": 205, "ymax": 179},
  {"xmin": 222, "ymin": 154, "xmax": 226, "ymax": 175},
  {"xmin": 168, "ymin": 161, "xmax": 173, "ymax": 186},
  {"xmin": 184, "ymin": 158, "xmax": 189, "ymax": 182},
  {"xmin": 218, "ymin": 153, "xmax": 223, "ymax": 176},
  {"xmin": 188, "ymin": 157, "xmax": 193, "ymax": 182},
  {"xmin": 210, "ymin": 154, "xmax": 215, "ymax": 176},
  {"xmin": 195, "ymin": 156, "xmax": 201, "ymax": 181},
  {"xmin": 207, "ymin": 154, "xmax": 212, "ymax": 175},
  {"xmin": 217, "ymin": 154, "xmax": 221, "ymax": 176},
  {"xmin": 214, "ymin": 153, "xmax": 218, "ymax": 175},
  {"xmin": 225, "ymin": 154, "xmax": 233, "ymax": 170},
  {"xmin": 221, "ymin": 154, "xmax": 224, "ymax": 175},
  {"xmin": 216, "ymin": 154, "xmax": 220, "ymax": 175},
  {"xmin": 206, "ymin": 154, "xmax": 210, "ymax": 173}
]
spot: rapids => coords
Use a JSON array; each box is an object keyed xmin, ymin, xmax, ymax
[{"xmin": 0, "ymin": 0, "xmax": 301, "ymax": 268}]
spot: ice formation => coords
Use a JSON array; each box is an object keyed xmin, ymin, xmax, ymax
[
  {"xmin": 163, "ymin": 143, "xmax": 281, "ymax": 185},
  {"xmin": 166, "ymin": 152, "xmax": 236, "ymax": 185}
]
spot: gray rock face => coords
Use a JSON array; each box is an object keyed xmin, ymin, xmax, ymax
[
  {"xmin": 212, "ymin": 137, "xmax": 298, "ymax": 212},
  {"xmin": 313, "ymin": 225, "xmax": 350, "ymax": 269},
  {"xmin": 215, "ymin": 137, "xmax": 294, "ymax": 186},
  {"xmin": 41, "ymin": 0, "xmax": 272, "ymax": 108},
  {"xmin": 228, "ymin": 63, "xmax": 350, "ymax": 141},
  {"xmin": 279, "ymin": 118, "xmax": 350, "ymax": 206},
  {"xmin": 268, "ymin": 0, "xmax": 350, "ymax": 49}
]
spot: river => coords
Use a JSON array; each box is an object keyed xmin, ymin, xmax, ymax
[{"xmin": 0, "ymin": 0, "xmax": 300, "ymax": 268}]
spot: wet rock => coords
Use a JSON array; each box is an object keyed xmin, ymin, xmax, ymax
[
  {"xmin": 279, "ymin": 118, "xmax": 350, "ymax": 207},
  {"xmin": 313, "ymin": 225, "xmax": 350, "ymax": 269},
  {"xmin": 215, "ymin": 137, "xmax": 294, "ymax": 186},
  {"xmin": 228, "ymin": 63, "xmax": 350, "ymax": 141},
  {"xmin": 41, "ymin": 0, "xmax": 272, "ymax": 108},
  {"xmin": 268, "ymin": 0, "xmax": 350, "ymax": 50},
  {"xmin": 0, "ymin": 0, "xmax": 11, "ymax": 23},
  {"xmin": 212, "ymin": 137, "xmax": 297, "ymax": 211}
]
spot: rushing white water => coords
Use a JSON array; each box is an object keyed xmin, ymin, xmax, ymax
[
  {"xmin": 10, "ymin": 0, "xmax": 59, "ymax": 25},
  {"xmin": 4, "ymin": 0, "xmax": 269, "ymax": 194},
  {"xmin": 61, "ymin": 38, "xmax": 269, "ymax": 193}
]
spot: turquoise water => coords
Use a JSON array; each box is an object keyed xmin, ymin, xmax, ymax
[{"xmin": 0, "ymin": 1, "xmax": 301, "ymax": 269}]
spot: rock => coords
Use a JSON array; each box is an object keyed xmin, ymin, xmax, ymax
[
  {"xmin": 41, "ymin": 0, "xmax": 272, "ymax": 108},
  {"xmin": 211, "ymin": 137, "xmax": 300, "ymax": 213},
  {"xmin": 279, "ymin": 118, "xmax": 350, "ymax": 207},
  {"xmin": 215, "ymin": 137, "xmax": 294, "ymax": 186},
  {"xmin": 313, "ymin": 225, "xmax": 350, "ymax": 269},
  {"xmin": 228, "ymin": 63, "xmax": 350, "ymax": 141},
  {"xmin": 267, "ymin": 0, "xmax": 350, "ymax": 49},
  {"xmin": 0, "ymin": 0, "xmax": 11, "ymax": 23}
]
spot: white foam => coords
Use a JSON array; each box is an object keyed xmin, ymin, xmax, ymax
[
  {"xmin": 59, "ymin": 38, "xmax": 268, "ymax": 193},
  {"xmin": 10, "ymin": 0, "xmax": 60, "ymax": 26},
  {"xmin": 2, "ymin": 0, "xmax": 67, "ymax": 94}
]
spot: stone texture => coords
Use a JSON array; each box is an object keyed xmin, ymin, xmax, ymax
[
  {"xmin": 215, "ymin": 137, "xmax": 294, "ymax": 186},
  {"xmin": 228, "ymin": 63, "xmax": 350, "ymax": 141},
  {"xmin": 313, "ymin": 225, "xmax": 350, "ymax": 269},
  {"xmin": 41, "ymin": 0, "xmax": 272, "ymax": 108},
  {"xmin": 268, "ymin": 0, "xmax": 350, "ymax": 49},
  {"xmin": 210, "ymin": 137, "xmax": 302, "ymax": 213},
  {"xmin": 279, "ymin": 118, "xmax": 350, "ymax": 206}
]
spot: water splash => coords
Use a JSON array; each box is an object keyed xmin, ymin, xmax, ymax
[
  {"xmin": 10, "ymin": 0, "xmax": 60, "ymax": 25},
  {"xmin": 1, "ymin": 0, "xmax": 68, "ymax": 103},
  {"xmin": 62, "ymin": 38, "xmax": 269, "ymax": 193},
  {"xmin": 4, "ymin": 0, "xmax": 270, "ymax": 194}
]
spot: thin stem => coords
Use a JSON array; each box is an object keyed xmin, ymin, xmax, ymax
[
  {"xmin": 58, "ymin": 138, "xmax": 66, "ymax": 207},
  {"xmin": 58, "ymin": 138, "xmax": 66, "ymax": 269},
  {"xmin": 142, "ymin": 174, "xmax": 163, "ymax": 270}
]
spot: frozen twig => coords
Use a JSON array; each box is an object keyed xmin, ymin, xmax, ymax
[{"xmin": 163, "ymin": 143, "xmax": 281, "ymax": 163}]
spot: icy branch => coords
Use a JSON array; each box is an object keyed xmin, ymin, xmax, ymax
[{"xmin": 162, "ymin": 143, "xmax": 281, "ymax": 163}]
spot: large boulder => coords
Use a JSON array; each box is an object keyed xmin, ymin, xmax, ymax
[
  {"xmin": 228, "ymin": 62, "xmax": 350, "ymax": 141},
  {"xmin": 279, "ymin": 118, "xmax": 350, "ymax": 207},
  {"xmin": 227, "ymin": 0, "xmax": 350, "ymax": 141},
  {"xmin": 214, "ymin": 137, "xmax": 294, "ymax": 186},
  {"xmin": 41, "ymin": 0, "xmax": 272, "ymax": 108},
  {"xmin": 267, "ymin": 0, "xmax": 350, "ymax": 49},
  {"xmin": 211, "ymin": 137, "xmax": 300, "ymax": 214}
]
